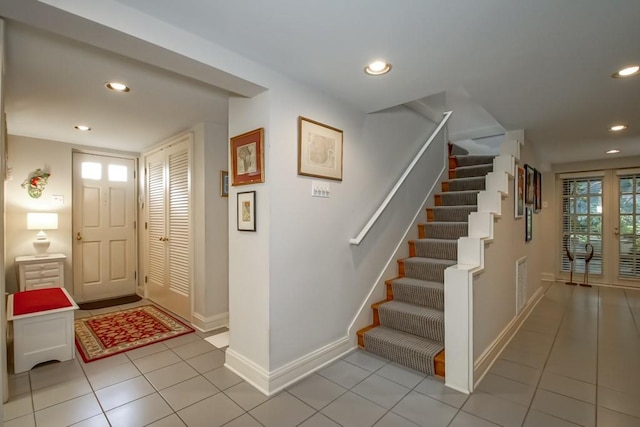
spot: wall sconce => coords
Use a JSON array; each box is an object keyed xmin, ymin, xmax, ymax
[{"xmin": 27, "ymin": 212, "xmax": 58, "ymax": 257}]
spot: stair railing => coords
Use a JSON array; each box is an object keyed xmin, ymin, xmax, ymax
[{"xmin": 349, "ymin": 111, "xmax": 453, "ymax": 245}]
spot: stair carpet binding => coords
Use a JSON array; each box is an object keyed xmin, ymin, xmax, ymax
[{"xmin": 360, "ymin": 154, "xmax": 495, "ymax": 376}]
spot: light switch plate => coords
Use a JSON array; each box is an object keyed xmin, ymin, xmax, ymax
[{"xmin": 311, "ymin": 180, "xmax": 330, "ymax": 198}]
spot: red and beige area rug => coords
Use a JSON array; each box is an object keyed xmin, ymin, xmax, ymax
[{"xmin": 75, "ymin": 305, "xmax": 194, "ymax": 363}]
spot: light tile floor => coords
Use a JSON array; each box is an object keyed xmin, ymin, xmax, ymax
[{"xmin": 4, "ymin": 283, "xmax": 640, "ymax": 426}]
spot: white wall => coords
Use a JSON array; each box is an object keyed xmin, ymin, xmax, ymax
[
  {"xmin": 472, "ymin": 141, "xmax": 544, "ymax": 365},
  {"xmin": 268, "ymin": 102, "xmax": 441, "ymax": 369},
  {"xmin": 192, "ymin": 122, "xmax": 229, "ymax": 330},
  {"xmin": 5, "ymin": 136, "xmax": 74, "ymax": 294},
  {"xmin": 227, "ymin": 91, "xmax": 272, "ymax": 373},
  {"xmin": 227, "ymin": 78, "xmax": 441, "ymax": 390},
  {"xmin": 1, "ymin": 16, "xmax": 7, "ymax": 406}
]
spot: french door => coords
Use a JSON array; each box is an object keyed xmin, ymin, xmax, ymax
[
  {"xmin": 560, "ymin": 169, "xmax": 640, "ymax": 287},
  {"xmin": 613, "ymin": 169, "xmax": 640, "ymax": 286}
]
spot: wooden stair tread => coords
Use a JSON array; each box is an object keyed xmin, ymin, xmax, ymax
[{"xmin": 434, "ymin": 350, "xmax": 445, "ymax": 377}]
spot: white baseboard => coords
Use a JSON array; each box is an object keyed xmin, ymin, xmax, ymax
[
  {"xmin": 541, "ymin": 272, "xmax": 555, "ymax": 282},
  {"xmin": 225, "ymin": 336, "xmax": 354, "ymax": 396},
  {"xmin": 473, "ymin": 286, "xmax": 544, "ymax": 389},
  {"xmin": 191, "ymin": 312, "xmax": 229, "ymax": 333}
]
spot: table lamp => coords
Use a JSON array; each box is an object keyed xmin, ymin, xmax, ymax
[{"xmin": 27, "ymin": 212, "xmax": 58, "ymax": 257}]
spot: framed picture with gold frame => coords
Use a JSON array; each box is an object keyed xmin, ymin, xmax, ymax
[
  {"xmin": 298, "ymin": 116, "xmax": 343, "ymax": 181},
  {"xmin": 230, "ymin": 128, "xmax": 264, "ymax": 186}
]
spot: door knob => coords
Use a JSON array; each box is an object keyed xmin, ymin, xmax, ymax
[
  {"xmin": 76, "ymin": 232, "xmax": 82, "ymax": 241},
  {"xmin": 614, "ymin": 227, "xmax": 619, "ymax": 236}
]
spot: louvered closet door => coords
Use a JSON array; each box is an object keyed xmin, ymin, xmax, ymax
[
  {"xmin": 145, "ymin": 136, "xmax": 192, "ymax": 319},
  {"xmin": 146, "ymin": 150, "xmax": 167, "ymax": 295}
]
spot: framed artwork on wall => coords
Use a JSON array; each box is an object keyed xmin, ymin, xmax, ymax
[
  {"xmin": 525, "ymin": 206, "xmax": 533, "ymax": 242},
  {"xmin": 298, "ymin": 116, "xmax": 343, "ymax": 181},
  {"xmin": 220, "ymin": 171, "xmax": 229, "ymax": 197},
  {"xmin": 230, "ymin": 128, "xmax": 264, "ymax": 186},
  {"xmin": 524, "ymin": 164, "xmax": 535, "ymax": 205},
  {"xmin": 237, "ymin": 191, "xmax": 256, "ymax": 231},
  {"xmin": 534, "ymin": 169, "xmax": 542, "ymax": 212},
  {"xmin": 515, "ymin": 165, "xmax": 524, "ymax": 218}
]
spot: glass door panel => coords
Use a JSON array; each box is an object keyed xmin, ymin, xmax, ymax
[
  {"xmin": 617, "ymin": 173, "xmax": 640, "ymax": 282},
  {"xmin": 561, "ymin": 176, "xmax": 603, "ymax": 276}
]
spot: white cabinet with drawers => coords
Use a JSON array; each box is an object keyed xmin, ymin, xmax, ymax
[{"xmin": 15, "ymin": 254, "xmax": 67, "ymax": 291}]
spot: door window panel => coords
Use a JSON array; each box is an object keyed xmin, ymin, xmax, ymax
[
  {"xmin": 618, "ymin": 174, "xmax": 640, "ymax": 279},
  {"xmin": 81, "ymin": 162, "xmax": 102, "ymax": 180},
  {"xmin": 108, "ymin": 164, "xmax": 128, "ymax": 182},
  {"xmin": 562, "ymin": 177, "xmax": 603, "ymax": 274}
]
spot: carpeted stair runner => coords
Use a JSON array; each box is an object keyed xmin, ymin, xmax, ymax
[
  {"xmin": 419, "ymin": 222, "xmax": 468, "ymax": 239},
  {"xmin": 430, "ymin": 205, "xmax": 477, "ymax": 222},
  {"xmin": 413, "ymin": 239, "xmax": 457, "ymax": 260},
  {"xmin": 447, "ymin": 176, "xmax": 486, "ymax": 192},
  {"xmin": 451, "ymin": 164, "xmax": 493, "ymax": 178},
  {"xmin": 437, "ymin": 190, "xmax": 478, "ymax": 206},
  {"xmin": 358, "ymin": 150, "xmax": 494, "ymax": 376}
]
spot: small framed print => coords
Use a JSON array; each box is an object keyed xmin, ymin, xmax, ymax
[
  {"xmin": 220, "ymin": 171, "xmax": 229, "ymax": 197},
  {"xmin": 524, "ymin": 164, "xmax": 535, "ymax": 205},
  {"xmin": 534, "ymin": 169, "xmax": 542, "ymax": 212},
  {"xmin": 231, "ymin": 128, "xmax": 264, "ymax": 186},
  {"xmin": 525, "ymin": 206, "xmax": 533, "ymax": 242},
  {"xmin": 515, "ymin": 165, "xmax": 524, "ymax": 218},
  {"xmin": 298, "ymin": 116, "xmax": 343, "ymax": 181},
  {"xmin": 237, "ymin": 191, "xmax": 256, "ymax": 231}
]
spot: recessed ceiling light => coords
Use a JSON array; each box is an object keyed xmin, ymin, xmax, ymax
[
  {"xmin": 609, "ymin": 124, "xmax": 628, "ymax": 131},
  {"xmin": 105, "ymin": 82, "xmax": 131, "ymax": 92},
  {"xmin": 364, "ymin": 60, "xmax": 392, "ymax": 76},
  {"xmin": 606, "ymin": 149, "xmax": 620, "ymax": 154},
  {"xmin": 74, "ymin": 125, "xmax": 91, "ymax": 131},
  {"xmin": 612, "ymin": 65, "xmax": 639, "ymax": 78}
]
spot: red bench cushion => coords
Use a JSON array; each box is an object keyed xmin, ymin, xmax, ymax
[{"xmin": 13, "ymin": 288, "xmax": 72, "ymax": 316}]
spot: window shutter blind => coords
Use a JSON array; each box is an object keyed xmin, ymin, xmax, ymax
[
  {"xmin": 617, "ymin": 174, "xmax": 640, "ymax": 279},
  {"xmin": 167, "ymin": 148, "xmax": 190, "ymax": 296},
  {"xmin": 147, "ymin": 158, "xmax": 166, "ymax": 286},
  {"xmin": 561, "ymin": 176, "xmax": 603, "ymax": 275}
]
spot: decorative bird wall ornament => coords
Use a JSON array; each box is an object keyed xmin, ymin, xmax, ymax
[{"xmin": 21, "ymin": 168, "xmax": 50, "ymax": 199}]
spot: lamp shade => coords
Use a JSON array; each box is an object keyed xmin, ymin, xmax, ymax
[{"xmin": 27, "ymin": 212, "xmax": 58, "ymax": 230}]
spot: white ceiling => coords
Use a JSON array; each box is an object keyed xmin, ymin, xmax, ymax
[
  {"xmin": 1, "ymin": 0, "xmax": 639, "ymax": 165},
  {"xmin": 4, "ymin": 21, "xmax": 230, "ymax": 153}
]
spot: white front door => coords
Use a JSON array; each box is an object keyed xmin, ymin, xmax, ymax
[{"xmin": 72, "ymin": 152, "xmax": 137, "ymax": 301}]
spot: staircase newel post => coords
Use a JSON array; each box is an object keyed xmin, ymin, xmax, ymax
[{"xmin": 444, "ymin": 267, "xmax": 473, "ymax": 394}]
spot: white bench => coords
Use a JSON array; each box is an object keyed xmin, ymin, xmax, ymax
[{"xmin": 7, "ymin": 288, "xmax": 78, "ymax": 374}]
